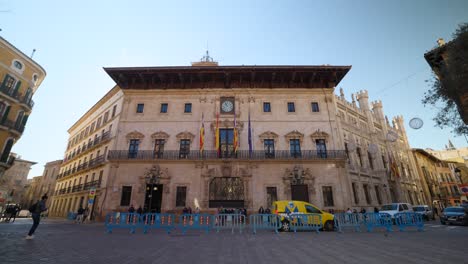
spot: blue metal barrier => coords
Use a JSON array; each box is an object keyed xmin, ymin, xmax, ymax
[
  {"xmin": 67, "ymin": 212, "xmax": 77, "ymax": 220},
  {"xmin": 105, "ymin": 212, "xmax": 140, "ymax": 234},
  {"xmin": 249, "ymin": 214, "xmax": 280, "ymax": 234},
  {"xmin": 395, "ymin": 212, "xmax": 424, "ymax": 232},
  {"xmin": 334, "ymin": 213, "xmax": 361, "ymax": 233},
  {"xmin": 290, "ymin": 213, "xmax": 322, "ymax": 233},
  {"xmin": 213, "ymin": 214, "xmax": 246, "ymax": 234},
  {"xmin": 362, "ymin": 213, "xmax": 392, "ymax": 232},
  {"xmin": 179, "ymin": 214, "xmax": 213, "ymax": 234},
  {"xmin": 141, "ymin": 213, "xmax": 176, "ymax": 234}
]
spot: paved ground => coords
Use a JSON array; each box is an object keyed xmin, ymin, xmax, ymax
[{"xmin": 0, "ymin": 218, "xmax": 466, "ymax": 264}]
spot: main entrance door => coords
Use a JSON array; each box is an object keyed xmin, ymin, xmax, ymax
[
  {"xmin": 291, "ymin": 184, "xmax": 309, "ymax": 202},
  {"xmin": 144, "ymin": 184, "xmax": 163, "ymax": 213},
  {"xmin": 209, "ymin": 177, "xmax": 244, "ymax": 208}
]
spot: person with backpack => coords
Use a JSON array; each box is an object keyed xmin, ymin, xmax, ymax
[
  {"xmin": 75, "ymin": 206, "xmax": 84, "ymax": 224},
  {"xmin": 26, "ymin": 194, "xmax": 48, "ymax": 240}
]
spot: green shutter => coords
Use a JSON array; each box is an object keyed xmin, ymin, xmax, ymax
[
  {"xmin": 1, "ymin": 105, "xmax": 10, "ymax": 123},
  {"xmin": 12, "ymin": 80, "xmax": 21, "ymax": 97},
  {"xmin": 0, "ymin": 74, "xmax": 10, "ymax": 91},
  {"xmin": 21, "ymin": 114, "xmax": 29, "ymax": 127}
]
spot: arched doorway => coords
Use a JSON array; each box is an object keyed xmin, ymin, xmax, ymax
[{"xmin": 209, "ymin": 177, "xmax": 244, "ymax": 208}]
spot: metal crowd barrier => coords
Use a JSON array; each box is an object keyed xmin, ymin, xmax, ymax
[
  {"xmin": 249, "ymin": 214, "xmax": 281, "ymax": 234},
  {"xmin": 290, "ymin": 213, "xmax": 322, "ymax": 233},
  {"xmin": 334, "ymin": 213, "xmax": 361, "ymax": 233},
  {"xmin": 214, "ymin": 214, "xmax": 246, "ymax": 234},
  {"xmin": 179, "ymin": 214, "xmax": 213, "ymax": 234},
  {"xmin": 394, "ymin": 212, "xmax": 424, "ymax": 232},
  {"xmin": 141, "ymin": 213, "xmax": 176, "ymax": 234},
  {"xmin": 105, "ymin": 212, "xmax": 140, "ymax": 234},
  {"xmin": 67, "ymin": 212, "xmax": 77, "ymax": 220},
  {"xmin": 362, "ymin": 213, "xmax": 393, "ymax": 232}
]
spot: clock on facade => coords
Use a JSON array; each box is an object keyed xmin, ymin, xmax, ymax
[{"xmin": 220, "ymin": 97, "xmax": 234, "ymax": 114}]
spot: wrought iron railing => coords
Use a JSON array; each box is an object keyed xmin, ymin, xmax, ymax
[
  {"xmin": 55, "ymin": 180, "xmax": 101, "ymax": 196},
  {"xmin": 63, "ymin": 131, "xmax": 111, "ymax": 163},
  {"xmin": 57, "ymin": 155, "xmax": 106, "ymax": 179},
  {"xmin": 108, "ymin": 150, "xmax": 346, "ymax": 161},
  {"xmin": 0, "ymin": 119, "xmax": 25, "ymax": 133}
]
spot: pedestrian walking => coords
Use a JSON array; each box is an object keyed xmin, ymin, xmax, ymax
[
  {"xmin": 26, "ymin": 194, "xmax": 48, "ymax": 240},
  {"xmin": 75, "ymin": 206, "xmax": 84, "ymax": 223},
  {"xmin": 136, "ymin": 206, "xmax": 143, "ymax": 215},
  {"xmin": 128, "ymin": 204, "xmax": 135, "ymax": 213},
  {"xmin": 82, "ymin": 207, "xmax": 89, "ymax": 223},
  {"xmin": 346, "ymin": 208, "xmax": 352, "ymax": 214},
  {"xmin": 265, "ymin": 208, "xmax": 271, "ymax": 214},
  {"xmin": 258, "ymin": 206, "xmax": 265, "ymax": 214}
]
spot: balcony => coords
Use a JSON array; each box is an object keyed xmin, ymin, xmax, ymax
[
  {"xmin": 108, "ymin": 150, "xmax": 346, "ymax": 161},
  {"xmin": 55, "ymin": 180, "xmax": 102, "ymax": 196},
  {"xmin": 63, "ymin": 131, "xmax": 111, "ymax": 163},
  {"xmin": 57, "ymin": 155, "xmax": 106, "ymax": 180},
  {"xmin": 0, "ymin": 119, "xmax": 25, "ymax": 134},
  {"xmin": 0, "ymin": 86, "xmax": 34, "ymax": 109}
]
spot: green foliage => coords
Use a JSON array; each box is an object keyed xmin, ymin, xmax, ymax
[{"xmin": 423, "ymin": 23, "xmax": 468, "ymax": 136}]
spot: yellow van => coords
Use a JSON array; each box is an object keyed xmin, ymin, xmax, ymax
[{"xmin": 272, "ymin": 200, "xmax": 334, "ymax": 231}]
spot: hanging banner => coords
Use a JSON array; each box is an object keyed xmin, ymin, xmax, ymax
[{"xmin": 88, "ymin": 187, "xmax": 96, "ymax": 204}]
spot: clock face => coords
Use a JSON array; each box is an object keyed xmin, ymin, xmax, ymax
[
  {"xmin": 409, "ymin": 118, "xmax": 423, "ymax": 129},
  {"xmin": 221, "ymin": 100, "xmax": 234, "ymax": 113}
]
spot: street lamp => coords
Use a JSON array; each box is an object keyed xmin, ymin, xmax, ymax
[{"xmin": 144, "ymin": 165, "xmax": 162, "ymax": 213}]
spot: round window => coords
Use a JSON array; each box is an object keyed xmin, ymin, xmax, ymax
[{"xmin": 14, "ymin": 61, "xmax": 23, "ymax": 70}]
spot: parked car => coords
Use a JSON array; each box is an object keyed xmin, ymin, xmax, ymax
[
  {"xmin": 413, "ymin": 205, "xmax": 435, "ymax": 220},
  {"xmin": 380, "ymin": 203, "xmax": 413, "ymax": 219},
  {"xmin": 272, "ymin": 200, "xmax": 335, "ymax": 231},
  {"xmin": 440, "ymin": 207, "xmax": 468, "ymax": 226}
]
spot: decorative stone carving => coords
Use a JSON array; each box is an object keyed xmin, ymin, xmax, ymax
[
  {"xmin": 258, "ymin": 131, "xmax": 279, "ymax": 143},
  {"xmin": 282, "ymin": 166, "xmax": 316, "ymax": 196},
  {"xmin": 210, "ymin": 120, "xmax": 244, "ymax": 131},
  {"xmin": 126, "ymin": 131, "xmax": 144, "ymax": 141},
  {"xmin": 284, "ymin": 130, "xmax": 304, "ymax": 144},
  {"xmin": 310, "ymin": 130, "xmax": 330, "ymax": 143},
  {"xmin": 151, "ymin": 131, "xmax": 170, "ymax": 140},
  {"xmin": 176, "ymin": 131, "xmax": 195, "ymax": 142}
]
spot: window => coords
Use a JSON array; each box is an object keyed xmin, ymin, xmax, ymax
[
  {"xmin": 98, "ymin": 170, "xmax": 103, "ymax": 183},
  {"xmin": 120, "ymin": 186, "xmax": 132, "ymax": 206},
  {"xmin": 264, "ymin": 139, "xmax": 275, "ymax": 158},
  {"xmin": 363, "ymin": 184, "xmax": 371, "ymax": 204},
  {"xmin": 368, "ymin": 151, "xmax": 374, "ymax": 170},
  {"xmin": 103, "ymin": 111, "xmax": 109, "ymax": 123},
  {"xmin": 161, "ymin": 103, "xmax": 168, "ymax": 113},
  {"xmin": 176, "ymin": 186, "xmax": 187, "ymax": 207},
  {"xmin": 184, "ymin": 103, "xmax": 192, "ymax": 113},
  {"xmin": 263, "ymin": 102, "xmax": 271, "ymax": 112},
  {"xmin": 352, "ymin": 183, "xmax": 359, "ymax": 204},
  {"xmin": 322, "ymin": 186, "xmax": 334, "ymax": 207},
  {"xmin": 287, "ymin": 102, "xmax": 295, "ymax": 112},
  {"xmin": 382, "ymin": 154, "xmax": 387, "ymax": 169},
  {"xmin": 128, "ymin": 139, "xmax": 140, "ymax": 158},
  {"xmin": 1, "ymin": 74, "xmax": 16, "ymax": 92},
  {"xmin": 266, "ymin": 187, "xmax": 278, "ymax": 207},
  {"xmin": 14, "ymin": 61, "xmax": 23, "ymax": 70},
  {"xmin": 289, "ymin": 139, "xmax": 301, "ymax": 157},
  {"xmin": 90, "ymin": 122, "xmax": 95, "ymax": 132},
  {"xmin": 305, "ymin": 205, "xmax": 321, "ymax": 214},
  {"xmin": 112, "ymin": 105, "xmax": 117, "ymax": 118},
  {"xmin": 357, "ymin": 147, "xmax": 363, "ymax": 167},
  {"xmin": 96, "ymin": 117, "xmax": 102, "ymax": 128},
  {"xmin": 375, "ymin": 185, "xmax": 382, "ymax": 204},
  {"xmin": 179, "ymin": 139, "xmax": 190, "ymax": 158},
  {"xmin": 316, "ymin": 139, "xmax": 327, "ymax": 158},
  {"xmin": 154, "ymin": 139, "xmax": 165, "ymax": 158},
  {"xmin": 311, "ymin": 102, "xmax": 319, "ymax": 112},
  {"xmin": 136, "ymin": 104, "xmax": 144, "ymax": 113}
]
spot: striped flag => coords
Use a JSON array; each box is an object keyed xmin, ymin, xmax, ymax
[
  {"xmin": 248, "ymin": 110, "xmax": 252, "ymax": 155},
  {"xmin": 215, "ymin": 112, "xmax": 220, "ymax": 156},
  {"xmin": 199, "ymin": 113, "xmax": 205, "ymax": 154},
  {"xmin": 233, "ymin": 109, "xmax": 238, "ymax": 153}
]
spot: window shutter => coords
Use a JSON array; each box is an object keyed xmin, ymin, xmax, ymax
[
  {"xmin": 1, "ymin": 106, "xmax": 10, "ymax": 123},
  {"xmin": 12, "ymin": 80, "xmax": 21, "ymax": 97},
  {"xmin": 0, "ymin": 74, "xmax": 10, "ymax": 91},
  {"xmin": 21, "ymin": 115, "xmax": 29, "ymax": 127}
]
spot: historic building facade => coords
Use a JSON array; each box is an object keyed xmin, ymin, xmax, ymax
[
  {"xmin": 0, "ymin": 154, "xmax": 36, "ymax": 208},
  {"xmin": 51, "ymin": 58, "xmax": 422, "ymax": 219},
  {"xmin": 0, "ymin": 37, "xmax": 46, "ymax": 177}
]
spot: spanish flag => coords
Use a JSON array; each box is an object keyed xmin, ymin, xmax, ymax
[
  {"xmin": 215, "ymin": 112, "xmax": 220, "ymax": 156},
  {"xmin": 199, "ymin": 113, "xmax": 205, "ymax": 154},
  {"xmin": 233, "ymin": 111, "xmax": 238, "ymax": 153}
]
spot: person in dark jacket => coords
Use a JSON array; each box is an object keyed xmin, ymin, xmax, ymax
[
  {"xmin": 128, "ymin": 204, "xmax": 135, "ymax": 213},
  {"xmin": 136, "ymin": 206, "xmax": 143, "ymax": 215},
  {"xmin": 26, "ymin": 195, "xmax": 48, "ymax": 240}
]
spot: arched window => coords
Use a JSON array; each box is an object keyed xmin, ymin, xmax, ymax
[{"xmin": 14, "ymin": 61, "xmax": 23, "ymax": 70}]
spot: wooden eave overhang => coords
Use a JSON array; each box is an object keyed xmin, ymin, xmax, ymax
[{"xmin": 104, "ymin": 65, "xmax": 351, "ymax": 90}]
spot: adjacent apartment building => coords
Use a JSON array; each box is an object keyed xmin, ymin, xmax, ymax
[{"xmin": 0, "ymin": 37, "xmax": 46, "ymax": 177}]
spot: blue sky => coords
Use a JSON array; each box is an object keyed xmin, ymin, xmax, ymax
[{"xmin": 0, "ymin": 0, "xmax": 467, "ymax": 178}]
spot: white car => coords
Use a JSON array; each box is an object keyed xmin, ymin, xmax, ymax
[{"xmin": 380, "ymin": 203, "xmax": 413, "ymax": 218}]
